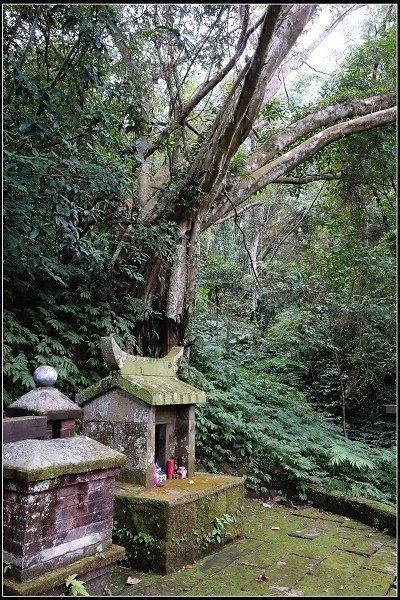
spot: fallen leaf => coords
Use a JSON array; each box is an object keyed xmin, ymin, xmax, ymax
[
  {"xmin": 126, "ymin": 577, "xmax": 142, "ymax": 585},
  {"xmin": 185, "ymin": 564, "xmax": 194, "ymax": 569},
  {"xmin": 271, "ymin": 526, "xmax": 280, "ymax": 530}
]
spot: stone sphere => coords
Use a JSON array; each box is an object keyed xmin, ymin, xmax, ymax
[{"xmin": 33, "ymin": 365, "xmax": 58, "ymax": 387}]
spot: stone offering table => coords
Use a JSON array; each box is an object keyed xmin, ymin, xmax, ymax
[{"xmin": 114, "ymin": 473, "xmax": 245, "ymax": 574}]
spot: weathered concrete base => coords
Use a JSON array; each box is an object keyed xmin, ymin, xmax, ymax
[
  {"xmin": 3, "ymin": 544, "xmax": 125, "ymax": 596},
  {"xmin": 269, "ymin": 475, "xmax": 396, "ymax": 537},
  {"xmin": 306, "ymin": 484, "xmax": 397, "ymax": 536},
  {"xmin": 113, "ymin": 473, "xmax": 245, "ymax": 574}
]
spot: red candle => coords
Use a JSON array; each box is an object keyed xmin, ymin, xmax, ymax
[{"xmin": 166, "ymin": 459, "xmax": 174, "ymax": 479}]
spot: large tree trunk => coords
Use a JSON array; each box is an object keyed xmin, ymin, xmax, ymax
[{"xmin": 137, "ymin": 216, "xmax": 202, "ymax": 356}]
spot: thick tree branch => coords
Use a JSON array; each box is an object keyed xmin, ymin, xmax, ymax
[
  {"xmin": 261, "ymin": 4, "xmax": 365, "ymax": 106},
  {"xmin": 244, "ymin": 93, "xmax": 396, "ymax": 178},
  {"xmin": 206, "ymin": 103, "xmax": 396, "ymax": 227},
  {"xmin": 240, "ymin": 106, "xmax": 397, "ymax": 200}
]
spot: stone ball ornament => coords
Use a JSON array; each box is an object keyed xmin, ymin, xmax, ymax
[{"xmin": 33, "ymin": 365, "xmax": 58, "ymax": 387}]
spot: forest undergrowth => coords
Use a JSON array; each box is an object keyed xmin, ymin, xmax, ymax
[{"xmin": 180, "ymin": 320, "xmax": 396, "ymax": 507}]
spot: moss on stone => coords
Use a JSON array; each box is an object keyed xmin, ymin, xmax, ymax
[
  {"xmin": 183, "ymin": 563, "xmax": 261, "ymax": 596},
  {"xmin": 307, "ymin": 485, "xmax": 396, "ymax": 536},
  {"xmin": 3, "ymin": 544, "xmax": 125, "ymax": 596},
  {"xmin": 386, "ymin": 586, "xmax": 398, "ymax": 596},
  {"xmin": 3, "ymin": 436, "xmax": 126, "ymax": 482},
  {"xmin": 300, "ymin": 565, "xmax": 394, "ymax": 597},
  {"xmin": 76, "ymin": 373, "xmax": 119, "ymax": 405},
  {"xmin": 364, "ymin": 546, "xmax": 398, "ymax": 574},
  {"xmin": 314, "ymin": 548, "xmax": 366, "ymax": 575},
  {"xmin": 109, "ymin": 567, "xmax": 161, "ymax": 595},
  {"xmin": 113, "ymin": 474, "xmax": 244, "ymax": 574},
  {"xmin": 76, "ymin": 372, "xmax": 205, "ymax": 407},
  {"xmin": 109, "ymin": 498, "xmax": 396, "ymax": 597}
]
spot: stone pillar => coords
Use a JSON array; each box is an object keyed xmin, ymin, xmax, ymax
[
  {"xmin": 175, "ymin": 405, "xmax": 196, "ymax": 477},
  {"xmin": 3, "ymin": 436, "xmax": 126, "ymax": 596}
]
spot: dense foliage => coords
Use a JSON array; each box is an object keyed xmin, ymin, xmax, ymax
[
  {"xmin": 3, "ymin": 5, "xmax": 175, "ymax": 402},
  {"xmin": 179, "ymin": 337, "xmax": 396, "ymax": 505}
]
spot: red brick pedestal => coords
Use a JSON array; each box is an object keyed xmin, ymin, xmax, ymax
[{"xmin": 3, "ymin": 436, "xmax": 126, "ymax": 596}]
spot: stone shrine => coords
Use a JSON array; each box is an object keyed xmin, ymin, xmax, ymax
[{"xmin": 76, "ymin": 336, "xmax": 206, "ymax": 487}]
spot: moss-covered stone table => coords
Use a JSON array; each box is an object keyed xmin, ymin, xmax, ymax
[{"xmin": 113, "ymin": 472, "xmax": 245, "ymax": 574}]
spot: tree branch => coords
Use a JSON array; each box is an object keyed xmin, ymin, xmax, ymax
[
  {"xmin": 176, "ymin": 10, "xmax": 264, "ymax": 124},
  {"xmin": 206, "ymin": 102, "xmax": 396, "ymax": 227},
  {"xmin": 222, "ymin": 191, "xmax": 260, "ymax": 287},
  {"xmin": 244, "ymin": 106, "xmax": 397, "ymax": 199},
  {"xmin": 261, "ymin": 4, "xmax": 366, "ymax": 106},
  {"xmin": 244, "ymin": 93, "xmax": 396, "ymax": 179},
  {"xmin": 265, "ymin": 185, "xmax": 324, "ymax": 265},
  {"xmin": 212, "ymin": 201, "xmax": 263, "ymax": 225},
  {"xmin": 274, "ymin": 172, "xmax": 342, "ymax": 184}
]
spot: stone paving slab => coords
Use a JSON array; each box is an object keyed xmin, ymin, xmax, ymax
[{"xmin": 109, "ymin": 498, "xmax": 397, "ymax": 597}]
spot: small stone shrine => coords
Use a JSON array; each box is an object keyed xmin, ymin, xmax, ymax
[
  {"xmin": 76, "ymin": 336, "xmax": 206, "ymax": 487},
  {"xmin": 76, "ymin": 338, "xmax": 245, "ymax": 574}
]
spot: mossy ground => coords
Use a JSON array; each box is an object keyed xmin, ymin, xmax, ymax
[{"xmin": 109, "ymin": 498, "xmax": 397, "ymax": 597}]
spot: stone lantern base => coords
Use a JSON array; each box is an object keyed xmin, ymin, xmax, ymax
[{"xmin": 113, "ymin": 473, "xmax": 245, "ymax": 574}]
